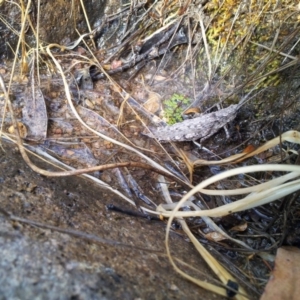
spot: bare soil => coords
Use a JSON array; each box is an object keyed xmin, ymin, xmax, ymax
[{"xmin": 0, "ymin": 140, "xmax": 224, "ymax": 300}]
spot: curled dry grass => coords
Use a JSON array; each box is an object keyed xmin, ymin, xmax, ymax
[{"xmin": 1, "ymin": 0, "xmax": 300, "ymax": 298}]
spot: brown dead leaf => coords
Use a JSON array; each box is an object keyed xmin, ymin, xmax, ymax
[
  {"xmin": 204, "ymin": 231, "xmax": 227, "ymax": 242},
  {"xmin": 183, "ymin": 107, "xmax": 201, "ymax": 115},
  {"xmin": 8, "ymin": 122, "xmax": 28, "ymax": 138},
  {"xmin": 260, "ymin": 247, "xmax": 300, "ymax": 300},
  {"xmin": 229, "ymin": 222, "xmax": 248, "ymax": 232},
  {"xmin": 143, "ymin": 92, "xmax": 161, "ymax": 114},
  {"xmin": 242, "ymin": 145, "xmax": 256, "ymax": 154}
]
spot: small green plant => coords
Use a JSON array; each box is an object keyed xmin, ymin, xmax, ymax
[{"xmin": 163, "ymin": 93, "xmax": 190, "ymax": 125}]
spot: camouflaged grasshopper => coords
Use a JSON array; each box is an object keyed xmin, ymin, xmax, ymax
[{"xmin": 147, "ymin": 104, "xmax": 238, "ymax": 142}]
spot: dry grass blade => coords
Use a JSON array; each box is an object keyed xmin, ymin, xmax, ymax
[
  {"xmin": 157, "ymin": 175, "xmax": 252, "ymax": 249},
  {"xmin": 158, "ymin": 163, "xmax": 300, "ymax": 299},
  {"xmin": 194, "ymin": 131, "xmax": 300, "ymax": 166},
  {"xmin": 0, "ymin": 58, "xmax": 189, "ymax": 208},
  {"xmin": 158, "ymin": 176, "xmax": 249, "ymax": 299},
  {"xmin": 44, "ymin": 45, "xmax": 182, "ymax": 179},
  {"xmin": 158, "ymin": 164, "xmax": 300, "ymax": 218}
]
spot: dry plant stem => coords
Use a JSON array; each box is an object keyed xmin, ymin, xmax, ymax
[
  {"xmin": 194, "ymin": 130, "xmax": 300, "ymax": 166},
  {"xmin": 148, "ymin": 16, "xmax": 184, "ymax": 85},
  {"xmin": 0, "ymin": 0, "xmax": 31, "ymax": 141},
  {"xmin": 68, "ymin": 25, "xmax": 186, "ymax": 174},
  {"xmin": 213, "ymin": 1, "xmax": 242, "ymax": 74},
  {"xmin": 0, "ymin": 207, "xmax": 162, "ymax": 253},
  {"xmin": 159, "ymin": 171, "xmax": 251, "ymax": 252},
  {"xmin": 0, "ymin": 42, "xmax": 191, "ymax": 191},
  {"xmin": 198, "ymin": 171, "xmax": 300, "ymax": 197},
  {"xmin": 199, "ymin": 13, "xmax": 212, "ymax": 80},
  {"xmin": 18, "ymin": 136, "xmax": 138, "ymax": 207},
  {"xmin": 158, "ymin": 177, "xmax": 226, "ymax": 296},
  {"xmin": 158, "ymin": 175, "xmax": 252, "ymax": 249},
  {"xmin": 234, "ymin": 131, "xmax": 300, "ymax": 163},
  {"xmin": 44, "ymin": 44, "xmax": 185, "ymax": 180},
  {"xmin": 0, "ymin": 110, "xmax": 189, "ymax": 192},
  {"xmin": 250, "ymin": 41, "xmax": 297, "ymax": 60},
  {"xmin": 158, "ymin": 176, "xmax": 249, "ymax": 299},
  {"xmin": 79, "ymin": 0, "xmax": 92, "ymax": 33},
  {"xmin": 161, "ymin": 168, "xmax": 300, "ymax": 299},
  {"xmin": 175, "ymin": 220, "xmax": 249, "ymax": 300},
  {"xmin": 20, "ymin": 0, "xmax": 28, "ymax": 74},
  {"xmin": 35, "ymin": 0, "xmax": 41, "ymax": 83},
  {"xmin": 159, "ymin": 164, "xmax": 300, "ymax": 219}
]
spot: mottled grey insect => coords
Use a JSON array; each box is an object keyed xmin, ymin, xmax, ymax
[{"xmin": 147, "ymin": 104, "xmax": 238, "ymax": 142}]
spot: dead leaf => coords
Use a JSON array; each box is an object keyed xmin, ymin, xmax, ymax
[
  {"xmin": 204, "ymin": 231, "xmax": 227, "ymax": 242},
  {"xmin": 143, "ymin": 92, "xmax": 161, "ymax": 114},
  {"xmin": 22, "ymin": 85, "xmax": 47, "ymax": 141},
  {"xmin": 229, "ymin": 222, "xmax": 247, "ymax": 232},
  {"xmin": 183, "ymin": 107, "xmax": 201, "ymax": 115},
  {"xmin": 260, "ymin": 247, "xmax": 300, "ymax": 300},
  {"xmin": 242, "ymin": 145, "xmax": 255, "ymax": 154},
  {"xmin": 8, "ymin": 122, "xmax": 28, "ymax": 138}
]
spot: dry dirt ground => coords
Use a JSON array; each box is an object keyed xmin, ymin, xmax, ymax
[{"xmin": 0, "ymin": 140, "xmax": 225, "ymax": 300}]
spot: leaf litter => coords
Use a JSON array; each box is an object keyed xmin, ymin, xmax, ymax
[{"xmin": 1, "ymin": 0, "xmax": 300, "ymax": 299}]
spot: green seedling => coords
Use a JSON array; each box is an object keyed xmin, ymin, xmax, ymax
[{"xmin": 163, "ymin": 93, "xmax": 190, "ymax": 125}]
